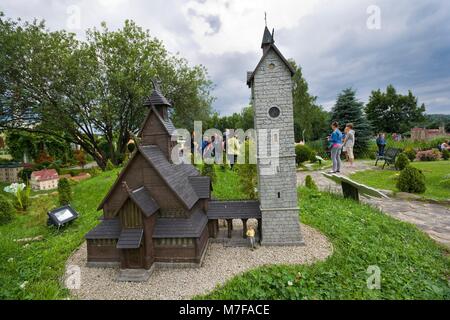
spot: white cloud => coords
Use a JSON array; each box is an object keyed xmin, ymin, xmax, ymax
[{"xmin": 182, "ymin": 0, "xmax": 317, "ymax": 54}]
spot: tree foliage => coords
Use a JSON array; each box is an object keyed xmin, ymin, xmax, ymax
[
  {"xmin": 331, "ymin": 88, "xmax": 371, "ymax": 156},
  {"xmin": 365, "ymin": 85, "xmax": 426, "ymax": 134},
  {"xmin": 290, "ymin": 60, "xmax": 330, "ymax": 142},
  {"xmin": 0, "ymin": 14, "xmax": 213, "ymax": 169},
  {"xmin": 206, "ymin": 105, "xmax": 254, "ymax": 132},
  {"xmin": 58, "ymin": 178, "xmax": 72, "ymax": 206}
]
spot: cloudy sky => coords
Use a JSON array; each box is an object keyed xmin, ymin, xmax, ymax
[{"xmin": 1, "ymin": 0, "xmax": 449, "ymax": 115}]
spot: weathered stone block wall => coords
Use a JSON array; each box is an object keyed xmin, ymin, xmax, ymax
[{"xmin": 252, "ymin": 49, "xmax": 303, "ymax": 245}]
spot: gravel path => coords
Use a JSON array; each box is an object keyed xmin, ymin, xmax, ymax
[{"xmin": 66, "ymin": 224, "xmax": 332, "ymax": 300}]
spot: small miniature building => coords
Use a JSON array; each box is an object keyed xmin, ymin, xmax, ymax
[
  {"xmin": 0, "ymin": 162, "xmax": 23, "ymax": 183},
  {"xmin": 30, "ymin": 169, "xmax": 59, "ymax": 191},
  {"xmin": 411, "ymin": 126, "xmax": 448, "ymax": 141}
]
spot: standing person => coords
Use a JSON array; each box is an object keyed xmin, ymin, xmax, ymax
[
  {"xmin": 343, "ymin": 123, "xmax": 356, "ymax": 167},
  {"xmin": 212, "ymin": 133, "xmax": 223, "ymax": 164},
  {"xmin": 376, "ymin": 133, "xmax": 386, "ymax": 156},
  {"xmin": 328, "ymin": 122, "xmax": 343, "ymax": 173},
  {"xmin": 246, "ymin": 226, "xmax": 256, "ymax": 250},
  {"xmin": 227, "ymin": 133, "xmax": 240, "ymax": 169}
]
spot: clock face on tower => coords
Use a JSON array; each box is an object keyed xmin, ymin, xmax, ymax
[{"xmin": 268, "ymin": 106, "xmax": 281, "ymax": 119}]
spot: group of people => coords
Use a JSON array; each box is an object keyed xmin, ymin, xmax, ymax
[
  {"xmin": 191, "ymin": 129, "xmax": 241, "ymax": 168},
  {"xmin": 328, "ymin": 122, "xmax": 356, "ymax": 174}
]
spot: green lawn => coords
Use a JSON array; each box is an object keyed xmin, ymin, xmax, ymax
[
  {"xmin": 212, "ymin": 167, "xmax": 250, "ymax": 200},
  {"xmin": 200, "ymin": 188, "xmax": 450, "ymax": 300},
  {"xmin": 0, "ymin": 166, "xmax": 449, "ymax": 299},
  {"xmin": 0, "ymin": 169, "xmax": 119, "ymax": 299},
  {"xmin": 350, "ymin": 161, "xmax": 450, "ymax": 201}
]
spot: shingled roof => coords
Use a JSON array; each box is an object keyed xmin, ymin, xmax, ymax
[
  {"xmin": 153, "ymin": 209, "xmax": 208, "ymax": 238},
  {"xmin": 188, "ymin": 176, "xmax": 211, "ymax": 199},
  {"xmin": 116, "ymin": 228, "xmax": 144, "ymax": 249},
  {"xmin": 139, "ymin": 145, "xmax": 200, "ymax": 210},
  {"xmin": 137, "ymin": 105, "xmax": 176, "ymax": 136},
  {"xmin": 128, "ymin": 186, "xmax": 159, "ymax": 217},
  {"xmin": 143, "ymin": 79, "xmax": 172, "ymax": 107},
  {"xmin": 85, "ymin": 218, "xmax": 121, "ymax": 240},
  {"xmin": 247, "ymin": 27, "xmax": 295, "ymax": 87},
  {"xmin": 207, "ymin": 200, "xmax": 261, "ymax": 219},
  {"xmin": 97, "ymin": 145, "xmax": 204, "ymax": 212}
]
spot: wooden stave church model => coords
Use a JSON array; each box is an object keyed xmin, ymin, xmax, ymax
[{"xmin": 85, "ymin": 81, "xmax": 212, "ymax": 270}]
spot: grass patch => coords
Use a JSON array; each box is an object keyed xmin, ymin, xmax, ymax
[
  {"xmin": 199, "ymin": 188, "xmax": 450, "ymax": 300},
  {"xmin": 212, "ymin": 167, "xmax": 250, "ymax": 200},
  {"xmin": 0, "ymin": 169, "xmax": 119, "ymax": 299},
  {"xmin": 1, "ymin": 164, "xmax": 449, "ymax": 300},
  {"xmin": 350, "ymin": 161, "xmax": 450, "ymax": 201}
]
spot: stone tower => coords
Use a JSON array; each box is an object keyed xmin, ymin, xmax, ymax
[{"xmin": 247, "ymin": 26, "xmax": 303, "ymax": 246}]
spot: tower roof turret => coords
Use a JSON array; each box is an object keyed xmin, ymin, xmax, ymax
[{"xmin": 144, "ymin": 79, "xmax": 172, "ymax": 107}]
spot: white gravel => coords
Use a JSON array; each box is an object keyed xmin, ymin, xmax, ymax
[{"xmin": 66, "ymin": 224, "xmax": 332, "ymax": 300}]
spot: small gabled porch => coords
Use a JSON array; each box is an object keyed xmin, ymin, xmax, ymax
[{"xmin": 207, "ymin": 200, "xmax": 262, "ymax": 246}]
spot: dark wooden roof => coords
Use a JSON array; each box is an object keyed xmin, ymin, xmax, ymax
[
  {"xmin": 153, "ymin": 210, "xmax": 208, "ymax": 238},
  {"xmin": 139, "ymin": 145, "xmax": 199, "ymax": 210},
  {"xmin": 138, "ymin": 106, "xmax": 176, "ymax": 137},
  {"xmin": 116, "ymin": 228, "xmax": 144, "ymax": 249},
  {"xmin": 247, "ymin": 44, "xmax": 295, "ymax": 87},
  {"xmin": 128, "ymin": 186, "xmax": 159, "ymax": 217},
  {"xmin": 98, "ymin": 145, "xmax": 202, "ymax": 211},
  {"xmin": 85, "ymin": 219, "xmax": 121, "ymax": 240},
  {"xmin": 207, "ymin": 200, "xmax": 261, "ymax": 219},
  {"xmin": 189, "ymin": 176, "xmax": 211, "ymax": 199},
  {"xmin": 143, "ymin": 80, "xmax": 172, "ymax": 107}
]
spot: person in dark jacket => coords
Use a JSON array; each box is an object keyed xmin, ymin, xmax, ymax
[{"xmin": 376, "ymin": 133, "xmax": 386, "ymax": 156}]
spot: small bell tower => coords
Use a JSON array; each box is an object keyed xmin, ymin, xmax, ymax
[{"xmin": 247, "ymin": 24, "xmax": 303, "ymax": 246}]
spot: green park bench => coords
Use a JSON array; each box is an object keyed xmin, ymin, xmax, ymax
[
  {"xmin": 375, "ymin": 148, "xmax": 402, "ymax": 170},
  {"xmin": 322, "ymin": 173, "xmax": 389, "ymax": 202}
]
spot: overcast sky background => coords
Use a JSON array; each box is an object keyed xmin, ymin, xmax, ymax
[{"xmin": 1, "ymin": 0, "xmax": 449, "ymax": 115}]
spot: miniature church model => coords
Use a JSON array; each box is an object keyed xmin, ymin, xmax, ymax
[
  {"xmin": 247, "ymin": 26, "xmax": 303, "ymax": 246},
  {"xmin": 85, "ymin": 25, "xmax": 302, "ymax": 280},
  {"xmin": 85, "ymin": 81, "xmax": 212, "ymax": 279}
]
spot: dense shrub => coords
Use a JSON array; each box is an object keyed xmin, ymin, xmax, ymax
[
  {"xmin": 403, "ymin": 147, "xmax": 417, "ymax": 162},
  {"xmin": 0, "ymin": 196, "xmax": 14, "ymax": 225},
  {"xmin": 305, "ymin": 175, "xmax": 318, "ymax": 190},
  {"xmin": 395, "ymin": 153, "xmax": 410, "ymax": 171},
  {"xmin": 306, "ymin": 140, "xmax": 328, "ymax": 159},
  {"xmin": 295, "ymin": 144, "xmax": 314, "ymax": 165},
  {"xmin": 201, "ymin": 163, "xmax": 217, "ymax": 184},
  {"xmin": 18, "ymin": 168, "xmax": 33, "ymax": 182},
  {"xmin": 439, "ymin": 178, "xmax": 450, "ymax": 189},
  {"xmin": 396, "ymin": 166, "xmax": 426, "ymax": 194},
  {"xmin": 415, "ymin": 149, "xmax": 442, "ymax": 162},
  {"xmin": 442, "ymin": 149, "xmax": 450, "ymax": 160},
  {"xmin": 58, "ymin": 178, "xmax": 72, "ymax": 206},
  {"xmin": 105, "ymin": 159, "xmax": 115, "ymax": 171}
]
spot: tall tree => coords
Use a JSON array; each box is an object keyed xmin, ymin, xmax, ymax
[
  {"xmin": 0, "ymin": 14, "xmax": 213, "ymax": 169},
  {"xmin": 290, "ymin": 60, "xmax": 329, "ymax": 142},
  {"xmin": 365, "ymin": 85, "xmax": 426, "ymax": 134},
  {"xmin": 331, "ymin": 88, "xmax": 371, "ymax": 156}
]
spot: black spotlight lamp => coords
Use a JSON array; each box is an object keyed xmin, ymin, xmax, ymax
[{"xmin": 47, "ymin": 205, "xmax": 79, "ymax": 227}]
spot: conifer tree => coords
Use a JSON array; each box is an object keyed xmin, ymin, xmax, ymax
[{"xmin": 331, "ymin": 88, "xmax": 371, "ymax": 156}]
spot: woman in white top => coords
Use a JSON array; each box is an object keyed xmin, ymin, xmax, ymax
[{"xmin": 343, "ymin": 123, "xmax": 356, "ymax": 167}]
